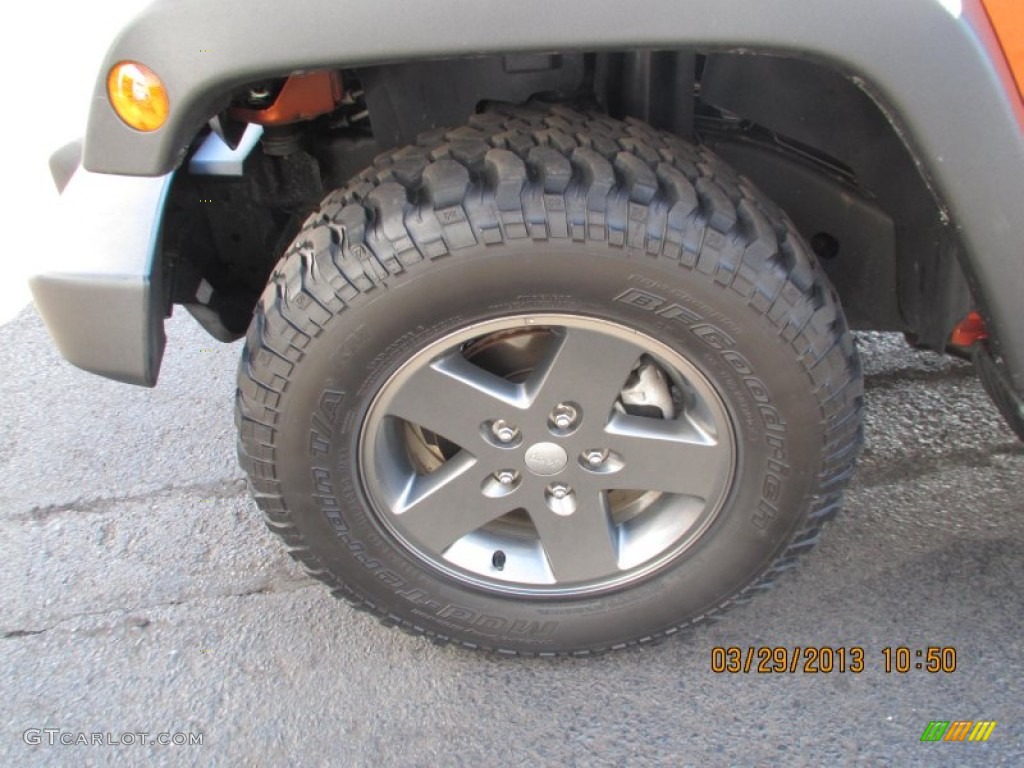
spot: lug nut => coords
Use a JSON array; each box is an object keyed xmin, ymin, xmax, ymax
[
  {"xmin": 578, "ymin": 448, "xmax": 624, "ymax": 474},
  {"xmin": 490, "ymin": 419, "xmax": 520, "ymax": 444},
  {"xmin": 545, "ymin": 482, "xmax": 576, "ymax": 516},
  {"xmin": 549, "ymin": 403, "xmax": 580, "ymax": 432},
  {"xmin": 482, "ymin": 469, "xmax": 520, "ymax": 498}
]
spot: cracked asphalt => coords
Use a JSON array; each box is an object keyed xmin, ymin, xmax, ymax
[{"xmin": 1, "ymin": 302, "xmax": 1021, "ymax": 767}]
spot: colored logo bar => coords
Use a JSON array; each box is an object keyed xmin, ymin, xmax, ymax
[{"xmin": 920, "ymin": 721, "xmax": 997, "ymax": 742}]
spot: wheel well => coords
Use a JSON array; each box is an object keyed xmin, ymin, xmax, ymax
[{"xmin": 162, "ymin": 49, "xmax": 969, "ymax": 350}]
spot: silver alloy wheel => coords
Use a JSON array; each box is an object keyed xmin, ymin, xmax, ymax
[{"xmin": 359, "ymin": 314, "xmax": 737, "ymax": 597}]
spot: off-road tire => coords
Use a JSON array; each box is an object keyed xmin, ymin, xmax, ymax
[{"xmin": 235, "ymin": 105, "xmax": 863, "ymax": 655}]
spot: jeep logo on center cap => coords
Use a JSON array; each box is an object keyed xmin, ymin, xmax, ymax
[{"xmin": 524, "ymin": 442, "xmax": 568, "ymax": 476}]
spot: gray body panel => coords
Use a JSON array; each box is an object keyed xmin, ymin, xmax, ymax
[
  {"xmin": 28, "ymin": 162, "xmax": 171, "ymax": 386},
  {"xmin": 72, "ymin": 0, "xmax": 1024, "ymax": 391}
]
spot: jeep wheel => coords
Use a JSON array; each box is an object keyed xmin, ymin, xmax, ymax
[{"xmin": 235, "ymin": 106, "xmax": 863, "ymax": 654}]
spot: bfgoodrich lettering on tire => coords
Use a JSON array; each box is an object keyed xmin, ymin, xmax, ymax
[{"xmin": 235, "ymin": 106, "xmax": 863, "ymax": 655}]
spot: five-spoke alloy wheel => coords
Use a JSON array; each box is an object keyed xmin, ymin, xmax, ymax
[{"xmin": 360, "ymin": 314, "xmax": 736, "ymax": 594}]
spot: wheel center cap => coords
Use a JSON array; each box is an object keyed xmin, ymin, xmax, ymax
[{"xmin": 524, "ymin": 442, "xmax": 568, "ymax": 476}]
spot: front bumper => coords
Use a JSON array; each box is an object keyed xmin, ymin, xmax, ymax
[{"xmin": 28, "ymin": 141, "xmax": 173, "ymax": 387}]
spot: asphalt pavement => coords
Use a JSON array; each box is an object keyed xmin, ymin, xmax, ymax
[{"xmin": 1, "ymin": 304, "xmax": 1022, "ymax": 766}]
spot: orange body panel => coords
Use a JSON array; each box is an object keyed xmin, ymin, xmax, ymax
[
  {"xmin": 230, "ymin": 71, "xmax": 343, "ymax": 126},
  {"xmin": 950, "ymin": 311, "xmax": 989, "ymax": 347},
  {"xmin": 983, "ymin": 0, "xmax": 1024, "ymax": 100}
]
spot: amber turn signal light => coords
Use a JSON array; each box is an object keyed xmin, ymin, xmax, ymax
[{"xmin": 107, "ymin": 61, "xmax": 169, "ymax": 132}]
